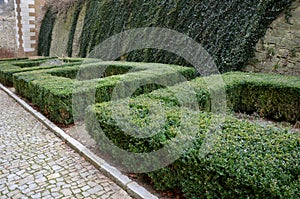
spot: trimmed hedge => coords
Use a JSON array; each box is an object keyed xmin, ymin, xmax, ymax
[
  {"xmin": 0, "ymin": 58, "xmax": 84, "ymax": 86},
  {"xmin": 0, "ymin": 58, "xmax": 28, "ymax": 62},
  {"xmin": 144, "ymin": 72, "xmax": 300, "ymax": 123},
  {"xmin": 13, "ymin": 61, "xmax": 196, "ymax": 124},
  {"xmin": 85, "ymin": 75, "xmax": 300, "ymax": 198}
]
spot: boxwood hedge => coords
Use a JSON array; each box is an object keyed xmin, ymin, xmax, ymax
[
  {"xmin": 0, "ymin": 57, "xmax": 84, "ymax": 86},
  {"xmin": 85, "ymin": 78, "xmax": 300, "ymax": 198},
  {"xmin": 13, "ymin": 61, "xmax": 196, "ymax": 124},
  {"xmin": 0, "ymin": 57, "xmax": 28, "ymax": 62},
  {"xmin": 144, "ymin": 72, "xmax": 300, "ymax": 123}
]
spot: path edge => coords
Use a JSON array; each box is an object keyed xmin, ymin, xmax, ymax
[{"xmin": 0, "ymin": 84, "xmax": 158, "ymax": 199}]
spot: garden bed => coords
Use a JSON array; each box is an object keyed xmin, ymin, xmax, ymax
[
  {"xmin": 12, "ymin": 60, "xmax": 196, "ymax": 124},
  {"xmin": 86, "ymin": 71, "xmax": 300, "ymax": 198},
  {"xmin": 144, "ymin": 72, "xmax": 300, "ymax": 123},
  {"xmin": 87, "ymin": 103, "xmax": 300, "ymax": 198},
  {"xmin": 1, "ymin": 57, "xmax": 299, "ymax": 198},
  {"xmin": 0, "ymin": 57, "xmax": 85, "ymax": 86}
]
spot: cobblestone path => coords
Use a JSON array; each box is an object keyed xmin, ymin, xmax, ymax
[{"xmin": 0, "ymin": 89, "xmax": 132, "ymax": 199}]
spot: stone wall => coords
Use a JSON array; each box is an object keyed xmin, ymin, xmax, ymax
[
  {"xmin": 13, "ymin": 0, "xmax": 300, "ymax": 72},
  {"xmin": 0, "ymin": 0, "xmax": 16, "ymax": 52},
  {"xmin": 14, "ymin": 0, "xmax": 45, "ymax": 56},
  {"xmin": 244, "ymin": 1, "xmax": 300, "ymax": 77},
  {"xmin": 49, "ymin": 5, "xmax": 76, "ymax": 57},
  {"xmin": 48, "ymin": 1, "xmax": 87, "ymax": 57}
]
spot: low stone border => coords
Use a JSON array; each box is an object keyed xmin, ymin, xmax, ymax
[{"xmin": 0, "ymin": 83, "xmax": 158, "ymax": 199}]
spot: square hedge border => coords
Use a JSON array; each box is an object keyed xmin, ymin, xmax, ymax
[
  {"xmin": 87, "ymin": 103, "xmax": 300, "ymax": 198},
  {"xmin": 0, "ymin": 57, "xmax": 85, "ymax": 86},
  {"xmin": 86, "ymin": 71, "xmax": 300, "ymax": 198},
  {"xmin": 12, "ymin": 60, "xmax": 196, "ymax": 124},
  {"xmin": 144, "ymin": 72, "xmax": 300, "ymax": 123}
]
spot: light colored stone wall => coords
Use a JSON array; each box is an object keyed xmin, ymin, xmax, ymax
[
  {"xmin": 14, "ymin": 0, "xmax": 35, "ymax": 55},
  {"xmin": 49, "ymin": 5, "xmax": 76, "ymax": 57},
  {"xmin": 14, "ymin": 0, "xmax": 45, "ymax": 56},
  {"xmin": 20, "ymin": 0, "xmax": 35, "ymax": 52},
  {"xmin": 0, "ymin": 1, "xmax": 16, "ymax": 51},
  {"xmin": 245, "ymin": 1, "xmax": 300, "ymax": 77},
  {"xmin": 48, "ymin": 2, "xmax": 87, "ymax": 57},
  {"xmin": 71, "ymin": 2, "xmax": 86, "ymax": 57},
  {"xmin": 34, "ymin": 0, "xmax": 45, "ymax": 52}
]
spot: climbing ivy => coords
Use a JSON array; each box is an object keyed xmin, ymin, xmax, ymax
[
  {"xmin": 40, "ymin": 0, "xmax": 294, "ymax": 73},
  {"xmin": 37, "ymin": 9, "xmax": 57, "ymax": 56},
  {"xmin": 66, "ymin": 1, "xmax": 84, "ymax": 57},
  {"xmin": 78, "ymin": 0, "xmax": 293, "ymax": 73}
]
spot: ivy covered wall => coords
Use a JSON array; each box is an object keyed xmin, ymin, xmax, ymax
[
  {"xmin": 244, "ymin": 1, "xmax": 300, "ymax": 77},
  {"xmin": 38, "ymin": 0, "xmax": 294, "ymax": 73},
  {"xmin": 38, "ymin": 9, "xmax": 56, "ymax": 56}
]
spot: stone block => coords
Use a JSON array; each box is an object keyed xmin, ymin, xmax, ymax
[
  {"xmin": 277, "ymin": 49, "xmax": 290, "ymax": 57},
  {"xmin": 24, "ymin": 47, "xmax": 35, "ymax": 52},
  {"xmin": 265, "ymin": 36, "xmax": 282, "ymax": 44}
]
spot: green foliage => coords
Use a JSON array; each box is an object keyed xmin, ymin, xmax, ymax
[
  {"xmin": 12, "ymin": 60, "xmax": 196, "ymax": 124},
  {"xmin": 37, "ymin": 0, "xmax": 293, "ymax": 72},
  {"xmin": 0, "ymin": 58, "xmax": 83, "ymax": 86},
  {"xmin": 7, "ymin": 55, "xmax": 299, "ymax": 198},
  {"xmin": 38, "ymin": 9, "xmax": 57, "ymax": 56},
  {"xmin": 0, "ymin": 58, "xmax": 28, "ymax": 62},
  {"xmin": 86, "ymin": 87, "xmax": 300, "ymax": 198},
  {"xmin": 223, "ymin": 72, "xmax": 300, "ymax": 122},
  {"xmin": 76, "ymin": 0, "xmax": 293, "ymax": 72},
  {"xmin": 144, "ymin": 72, "xmax": 300, "ymax": 123},
  {"xmin": 67, "ymin": 1, "xmax": 84, "ymax": 57}
]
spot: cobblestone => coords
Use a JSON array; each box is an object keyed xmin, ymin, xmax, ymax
[{"xmin": 0, "ymin": 89, "xmax": 132, "ymax": 198}]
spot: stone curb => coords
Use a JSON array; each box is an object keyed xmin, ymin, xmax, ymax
[{"xmin": 0, "ymin": 84, "xmax": 159, "ymax": 199}]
